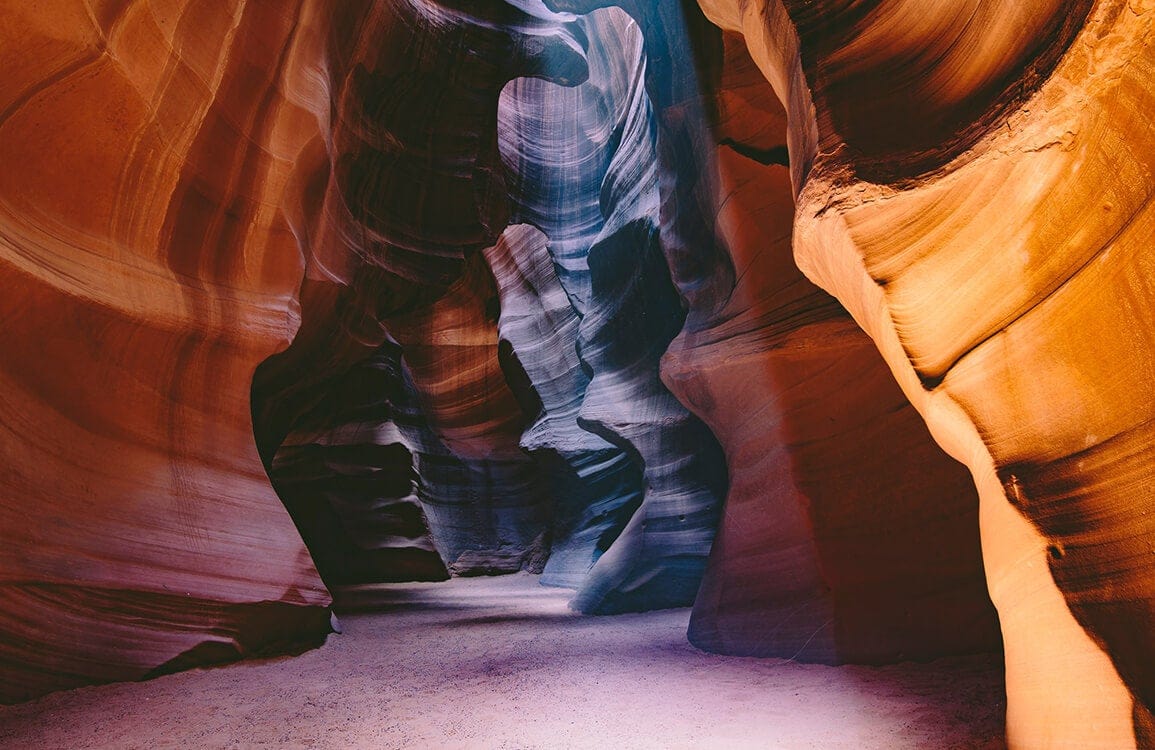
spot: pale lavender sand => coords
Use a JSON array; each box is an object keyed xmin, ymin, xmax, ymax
[{"xmin": 0, "ymin": 573, "xmax": 1005, "ymax": 749}]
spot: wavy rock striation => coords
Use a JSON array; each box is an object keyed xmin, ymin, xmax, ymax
[
  {"xmin": 0, "ymin": 1, "xmax": 333, "ymax": 703},
  {"xmin": 255, "ymin": 0, "xmax": 593, "ymax": 578},
  {"xmin": 667, "ymin": 34, "xmax": 1001, "ymax": 665},
  {"xmin": 264, "ymin": 345, "xmax": 448, "ymax": 585},
  {"xmin": 384, "ymin": 254, "xmax": 553, "ymax": 575},
  {"xmin": 4, "ymin": 6, "xmax": 1150, "ymax": 744},
  {"xmin": 483, "ymin": 224, "xmax": 643, "ymax": 589},
  {"xmin": 515, "ymin": 1, "xmax": 732, "ymax": 614},
  {"xmin": 542, "ymin": 0, "xmax": 997, "ymax": 661},
  {"xmin": 701, "ymin": 0, "xmax": 1155, "ymax": 746},
  {"xmin": 2, "ymin": 0, "xmax": 593, "ymax": 699},
  {"xmin": 493, "ymin": 8, "xmax": 711, "ymax": 602}
]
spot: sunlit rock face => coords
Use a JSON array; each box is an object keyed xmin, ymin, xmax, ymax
[
  {"xmin": 495, "ymin": 7, "xmax": 729, "ymax": 611},
  {"xmin": 0, "ymin": 2, "xmax": 333, "ymax": 704},
  {"xmin": 671, "ymin": 34, "xmax": 1001, "ymax": 666},
  {"xmin": 5, "ymin": 7, "xmax": 1148, "ymax": 746},
  {"xmin": 539, "ymin": 0, "xmax": 998, "ymax": 663},
  {"xmin": 1, "ymin": 0, "xmax": 991, "ymax": 701},
  {"xmin": 700, "ymin": 0, "xmax": 1155, "ymax": 746}
]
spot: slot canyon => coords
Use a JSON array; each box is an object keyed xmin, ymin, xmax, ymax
[{"xmin": 0, "ymin": 0, "xmax": 1152, "ymax": 747}]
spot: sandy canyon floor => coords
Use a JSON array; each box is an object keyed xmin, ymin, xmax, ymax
[{"xmin": 0, "ymin": 574, "xmax": 1006, "ymax": 749}]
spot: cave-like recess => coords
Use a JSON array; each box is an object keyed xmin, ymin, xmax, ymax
[{"xmin": 2, "ymin": 1, "xmax": 1153, "ymax": 747}]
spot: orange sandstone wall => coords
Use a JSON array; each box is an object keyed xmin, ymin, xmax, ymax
[
  {"xmin": 699, "ymin": 0, "xmax": 1155, "ymax": 746},
  {"xmin": 7, "ymin": 7, "xmax": 1142, "ymax": 741},
  {"xmin": 0, "ymin": 1, "xmax": 331, "ymax": 703},
  {"xmin": 670, "ymin": 34, "xmax": 1000, "ymax": 665}
]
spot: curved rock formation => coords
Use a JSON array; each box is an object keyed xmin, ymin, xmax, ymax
[
  {"xmin": 0, "ymin": 1, "xmax": 332, "ymax": 703},
  {"xmin": 4, "ymin": 7, "xmax": 1152, "ymax": 749},
  {"xmin": 255, "ymin": 0, "xmax": 593, "ymax": 579},
  {"xmin": 701, "ymin": 0, "xmax": 1155, "ymax": 746},
  {"xmin": 385, "ymin": 254, "xmax": 553, "ymax": 574},
  {"xmin": 493, "ymin": 7, "xmax": 726, "ymax": 609},
  {"xmin": 670, "ymin": 33, "xmax": 1001, "ymax": 665},
  {"xmin": 1, "ymin": 0, "xmax": 594, "ymax": 699},
  {"xmin": 540, "ymin": 0, "xmax": 998, "ymax": 665},
  {"xmin": 264, "ymin": 344, "xmax": 448, "ymax": 585},
  {"xmin": 492, "ymin": 18, "xmax": 653, "ymax": 590},
  {"xmin": 483, "ymin": 224, "xmax": 643, "ymax": 588},
  {"xmin": 253, "ymin": 0, "xmax": 724, "ymax": 604}
]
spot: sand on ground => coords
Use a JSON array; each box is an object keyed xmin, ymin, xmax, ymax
[{"xmin": 0, "ymin": 573, "xmax": 1006, "ymax": 749}]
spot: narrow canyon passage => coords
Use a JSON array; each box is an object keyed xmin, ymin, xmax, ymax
[
  {"xmin": 0, "ymin": 574, "xmax": 1005, "ymax": 749},
  {"xmin": 2, "ymin": 1, "xmax": 1153, "ymax": 747}
]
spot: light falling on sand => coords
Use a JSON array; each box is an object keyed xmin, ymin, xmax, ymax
[{"xmin": 0, "ymin": 575, "xmax": 1005, "ymax": 749}]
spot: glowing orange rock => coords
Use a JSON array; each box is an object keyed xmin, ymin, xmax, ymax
[
  {"xmin": 701, "ymin": 0, "xmax": 1155, "ymax": 745},
  {"xmin": 0, "ymin": 2, "xmax": 331, "ymax": 703}
]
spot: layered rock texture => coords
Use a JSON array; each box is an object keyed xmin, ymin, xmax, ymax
[
  {"xmin": 672, "ymin": 33, "xmax": 1000, "ymax": 666},
  {"xmin": 260, "ymin": 342, "xmax": 448, "ymax": 586},
  {"xmin": 700, "ymin": 0, "xmax": 1155, "ymax": 746},
  {"xmin": 2, "ymin": 2, "xmax": 1153, "ymax": 748},
  {"xmin": 0, "ymin": 1, "xmax": 333, "ymax": 704}
]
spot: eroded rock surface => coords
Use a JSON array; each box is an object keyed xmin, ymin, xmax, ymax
[
  {"xmin": 702, "ymin": 0, "xmax": 1155, "ymax": 746},
  {"xmin": 0, "ymin": 1, "xmax": 332, "ymax": 703},
  {"xmin": 3, "ymin": 8, "xmax": 1151, "ymax": 748},
  {"xmin": 671, "ymin": 34, "xmax": 1000, "ymax": 665},
  {"xmin": 264, "ymin": 344, "xmax": 448, "ymax": 585},
  {"xmin": 254, "ymin": 0, "xmax": 591, "ymax": 579}
]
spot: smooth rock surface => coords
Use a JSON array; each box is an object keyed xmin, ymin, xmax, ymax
[
  {"xmin": 494, "ymin": 7, "xmax": 727, "ymax": 609},
  {"xmin": 666, "ymin": 32, "xmax": 1001, "ymax": 666},
  {"xmin": 0, "ymin": 0, "xmax": 333, "ymax": 704},
  {"xmin": 4, "ymin": 9, "xmax": 1151, "ymax": 749},
  {"xmin": 701, "ymin": 0, "xmax": 1155, "ymax": 745}
]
